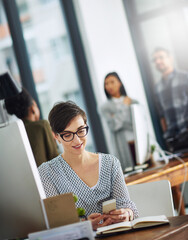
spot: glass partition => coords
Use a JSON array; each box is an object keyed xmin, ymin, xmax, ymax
[
  {"xmin": 124, "ymin": 0, "xmax": 188, "ymax": 152},
  {"xmin": 134, "ymin": 0, "xmax": 174, "ymax": 15},
  {"xmin": 15, "ymin": 0, "xmax": 95, "ymax": 151},
  {"xmin": 0, "ymin": 1, "xmax": 20, "ymax": 82}
]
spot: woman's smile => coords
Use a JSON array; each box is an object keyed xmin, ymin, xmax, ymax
[{"xmin": 72, "ymin": 143, "xmax": 83, "ymax": 149}]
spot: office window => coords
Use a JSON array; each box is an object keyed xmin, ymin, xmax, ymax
[
  {"xmin": 15, "ymin": 0, "xmax": 95, "ymax": 151},
  {"xmin": 134, "ymin": 0, "xmax": 174, "ymax": 14},
  {"xmin": 124, "ymin": 0, "xmax": 188, "ymax": 151},
  {"xmin": 0, "ymin": 1, "xmax": 20, "ymax": 82},
  {"xmin": 140, "ymin": 14, "xmax": 178, "ymax": 83}
]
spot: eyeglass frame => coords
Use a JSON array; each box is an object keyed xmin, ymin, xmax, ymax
[{"xmin": 57, "ymin": 126, "xmax": 89, "ymax": 142}]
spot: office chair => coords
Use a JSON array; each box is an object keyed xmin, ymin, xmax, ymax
[{"xmin": 127, "ymin": 180, "xmax": 175, "ymax": 217}]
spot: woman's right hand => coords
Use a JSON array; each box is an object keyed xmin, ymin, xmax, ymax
[
  {"xmin": 123, "ymin": 96, "xmax": 132, "ymax": 105},
  {"xmin": 88, "ymin": 213, "xmax": 112, "ymax": 230}
]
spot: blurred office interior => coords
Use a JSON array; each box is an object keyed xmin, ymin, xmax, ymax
[{"xmin": 1, "ymin": 0, "xmax": 188, "ymax": 203}]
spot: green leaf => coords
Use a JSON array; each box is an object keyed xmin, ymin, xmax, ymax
[
  {"xmin": 77, "ymin": 207, "xmax": 86, "ymax": 216},
  {"xmin": 73, "ymin": 194, "xmax": 78, "ymax": 203},
  {"xmin": 151, "ymin": 145, "xmax": 156, "ymax": 154}
]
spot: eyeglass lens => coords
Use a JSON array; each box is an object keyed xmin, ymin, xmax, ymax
[{"xmin": 60, "ymin": 126, "xmax": 88, "ymax": 142}]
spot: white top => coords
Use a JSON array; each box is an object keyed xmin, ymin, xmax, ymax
[{"xmin": 112, "ymin": 97, "xmax": 134, "ymax": 141}]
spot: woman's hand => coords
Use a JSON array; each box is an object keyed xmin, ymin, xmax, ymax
[
  {"xmin": 123, "ymin": 96, "xmax": 132, "ymax": 105},
  {"xmin": 104, "ymin": 208, "xmax": 134, "ymax": 224},
  {"xmin": 88, "ymin": 213, "xmax": 112, "ymax": 230}
]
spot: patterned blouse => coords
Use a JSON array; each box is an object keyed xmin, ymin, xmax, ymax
[{"xmin": 38, "ymin": 153, "xmax": 139, "ymax": 218}]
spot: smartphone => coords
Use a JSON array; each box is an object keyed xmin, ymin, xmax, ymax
[{"xmin": 102, "ymin": 199, "xmax": 116, "ymax": 214}]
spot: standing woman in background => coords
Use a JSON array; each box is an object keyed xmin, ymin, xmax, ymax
[{"xmin": 100, "ymin": 72, "xmax": 138, "ymax": 172}]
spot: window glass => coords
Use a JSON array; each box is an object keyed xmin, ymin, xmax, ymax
[
  {"xmin": 140, "ymin": 14, "xmax": 176, "ymax": 84},
  {"xmin": 16, "ymin": 0, "xmax": 95, "ymax": 151},
  {"xmin": 140, "ymin": 8, "xmax": 188, "ymax": 83},
  {"xmin": 183, "ymin": 7, "xmax": 188, "ymax": 33},
  {"xmin": 0, "ymin": 1, "xmax": 20, "ymax": 82},
  {"xmin": 134, "ymin": 0, "xmax": 175, "ymax": 15},
  {"xmin": 129, "ymin": 0, "xmax": 188, "ymax": 153}
]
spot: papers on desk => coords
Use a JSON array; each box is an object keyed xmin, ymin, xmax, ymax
[
  {"xmin": 124, "ymin": 163, "xmax": 149, "ymax": 177},
  {"xmin": 124, "ymin": 168, "xmax": 143, "ymax": 177},
  {"xmin": 124, "ymin": 163, "xmax": 149, "ymax": 173},
  {"xmin": 28, "ymin": 221, "xmax": 94, "ymax": 240}
]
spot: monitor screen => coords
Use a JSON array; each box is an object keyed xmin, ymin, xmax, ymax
[
  {"xmin": 0, "ymin": 119, "xmax": 47, "ymax": 239},
  {"xmin": 131, "ymin": 104, "xmax": 150, "ymax": 165}
]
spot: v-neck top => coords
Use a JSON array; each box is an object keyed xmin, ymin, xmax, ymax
[
  {"xmin": 90, "ymin": 154, "xmax": 101, "ymax": 190},
  {"xmin": 38, "ymin": 153, "xmax": 138, "ymax": 218}
]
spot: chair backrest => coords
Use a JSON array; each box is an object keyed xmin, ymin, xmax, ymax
[{"xmin": 127, "ymin": 180, "xmax": 175, "ymax": 217}]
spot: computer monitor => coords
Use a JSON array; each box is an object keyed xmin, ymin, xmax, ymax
[
  {"xmin": 0, "ymin": 119, "xmax": 47, "ymax": 239},
  {"xmin": 131, "ymin": 104, "xmax": 150, "ymax": 165}
]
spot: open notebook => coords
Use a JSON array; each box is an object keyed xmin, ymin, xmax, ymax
[{"xmin": 96, "ymin": 215, "xmax": 169, "ymax": 235}]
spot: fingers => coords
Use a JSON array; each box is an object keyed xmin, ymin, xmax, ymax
[
  {"xmin": 106, "ymin": 208, "xmax": 134, "ymax": 222},
  {"xmin": 88, "ymin": 209, "xmax": 134, "ymax": 231},
  {"xmin": 88, "ymin": 213, "xmax": 101, "ymax": 220},
  {"xmin": 98, "ymin": 218, "xmax": 112, "ymax": 228},
  {"xmin": 88, "ymin": 213, "xmax": 105, "ymax": 231},
  {"xmin": 92, "ymin": 217, "xmax": 104, "ymax": 229},
  {"xmin": 128, "ymin": 209, "xmax": 134, "ymax": 221},
  {"xmin": 109, "ymin": 208, "xmax": 125, "ymax": 215},
  {"xmin": 89, "ymin": 214, "xmax": 104, "ymax": 225}
]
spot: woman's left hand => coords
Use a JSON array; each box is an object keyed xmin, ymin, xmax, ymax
[{"xmin": 104, "ymin": 208, "xmax": 134, "ymax": 224}]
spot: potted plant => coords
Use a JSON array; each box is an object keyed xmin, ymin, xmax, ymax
[
  {"xmin": 73, "ymin": 194, "xmax": 87, "ymax": 220},
  {"xmin": 149, "ymin": 144, "xmax": 157, "ymax": 167}
]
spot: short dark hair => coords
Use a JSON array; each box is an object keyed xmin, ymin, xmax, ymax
[
  {"xmin": 48, "ymin": 101, "xmax": 87, "ymax": 133},
  {"xmin": 104, "ymin": 72, "xmax": 127, "ymax": 99},
  {"xmin": 5, "ymin": 88, "xmax": 33, "ymax": 119},
  {"xmin": 152, "ymin": 47, "xmax": 170, "ymax": 56}
]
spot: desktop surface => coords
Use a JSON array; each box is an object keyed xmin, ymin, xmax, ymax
[
  {"xmin": 125, "ymin": 151, "xmax": 188, "ymax": 180},
  {"xmin": 124, "ymin": 159, "xmax": 164, "ymax": 177},
  {"xmin": 125, "ymin": 157, "xmax": 188, "ymax": 186}
]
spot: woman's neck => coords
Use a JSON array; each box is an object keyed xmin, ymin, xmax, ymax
[
  {"xmin": 62, "ymin": 150, "xmax": 90, "ymax": 167},
  {"xmin": 24, "ymin": 115, "xmax": 35, "ymax": 121},
  {"xmin": 111, "ymin": 93, "xmax": 121, "ymax": 98}
]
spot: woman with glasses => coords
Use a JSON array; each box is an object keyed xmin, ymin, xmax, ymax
[{"xmin": 38, "ymin": 101, "xmax": 138, "ymax": 230}]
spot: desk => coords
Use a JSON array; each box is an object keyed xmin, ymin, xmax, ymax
[
  {"xmin": 125, "ymin": 158, "xmax": 188, "ymax": 215},
  {"xmin": 96, "ymin": 215, "xmax": 188, "ymax": 240}
]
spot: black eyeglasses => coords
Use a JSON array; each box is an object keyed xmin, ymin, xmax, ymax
[{"xmin": 58, "ymin": 126, "xmax": 89, "ymax": 142}]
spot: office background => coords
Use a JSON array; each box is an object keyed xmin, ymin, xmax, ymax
[{"xmin": 1, "ymin": 0, "xmax": 188, "ymax": 202}]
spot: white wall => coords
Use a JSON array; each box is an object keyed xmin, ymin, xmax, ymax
[{"xmin": 74, "ymin": 0, "xmax": 156, "ymax": 153}]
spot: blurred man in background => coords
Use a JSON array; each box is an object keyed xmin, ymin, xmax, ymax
[{"xmin": 152, "ymin": 47, "xmax": 188, "ymax": 152}]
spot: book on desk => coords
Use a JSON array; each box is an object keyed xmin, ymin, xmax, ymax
[{"xmin": 96, "ymin": 215, "xmax": 169, "ymax": 236}]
